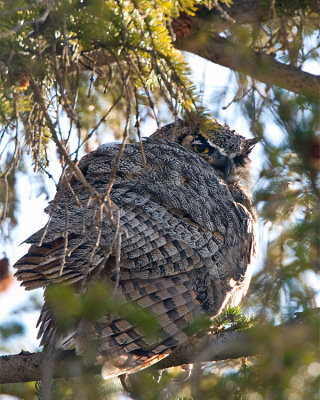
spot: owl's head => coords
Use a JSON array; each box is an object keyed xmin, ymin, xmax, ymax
[{"xmin": 151, "ymin": 118, "xmax": 258, "ymax": 184}]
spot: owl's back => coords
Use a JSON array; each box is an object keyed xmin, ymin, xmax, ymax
[{"xmin": 14, "ymin": 137, "xmax": 256, "ymax": 377}]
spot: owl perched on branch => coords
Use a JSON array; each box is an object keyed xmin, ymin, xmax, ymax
[{"xmin": 14, "ymin": 118, "xmax": 257, "ymax": 378}]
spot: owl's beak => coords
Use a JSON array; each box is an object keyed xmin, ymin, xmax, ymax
[
  {"xmin": 223, "ymin": 157, "xmax": 231, "ymax": 179},
  {"xmin": 245, "ymin": 137, "xmax": 259, "ymax": 153}
]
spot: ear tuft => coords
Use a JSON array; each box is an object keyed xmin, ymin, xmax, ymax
[{"xmin": 244, "ymin": 138, "xmax": 259, "ymax": 154}]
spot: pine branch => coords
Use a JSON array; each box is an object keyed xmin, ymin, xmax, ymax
[{"xmin": 0, "ymin": 321, "xmax": 316, "ymax": 384}]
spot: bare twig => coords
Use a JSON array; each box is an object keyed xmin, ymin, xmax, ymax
[
  {"xmin": 59, "ymin": 198, "xmax": 70, "ymax": 276},
  {"xmin": 29, "ymin": 74, "xmax": 98, "ymax": 199},
  {"xmin": 130, "ymin": 49, "xmax": 160, "ymax": 127},
  {"xmin": 0, "ymin": 96, "xmax": 20, "ymax": 229},
  {"xmin": 28, "ymin": 74, "xmax": 127, "ymax": 283},
  {"xmin": 213, "ymin": 0, "xmax": 236, "ymax": 24},
  {"xmin": 0, "ymin": 0, "xmax": 54, "ymax": 38}
]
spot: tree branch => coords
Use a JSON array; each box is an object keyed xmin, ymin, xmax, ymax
[
  {"xmin": 174, "ymin": 35, "xmax": 320, "ymax": 98},
  {"xmin": 76, "ymin": 6, "xmax": 320, "ymax": 98},
  {"xmin": 0, "ymin": 321, "xmax": 316, "ymax": 384},
  {"xmin": 170, "ymin": 1, "xmax": 320, "ymax": 97},
  {"xmin": 194, "ymin": 0, "xmax": 320, "ymax": 27}
]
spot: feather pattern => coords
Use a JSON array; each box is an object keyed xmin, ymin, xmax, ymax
[{"xmin": 14, "ymin": 119, "xmax": 256, "ymax": 377}]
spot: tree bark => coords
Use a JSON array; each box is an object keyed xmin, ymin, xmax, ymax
[
  {"xmin": 0, "ymin": 321, "xmax": 316, "ymax": 384},
  {"xmin": 174, "ymin": 35, "xmax": 320, "ymax": 98}
]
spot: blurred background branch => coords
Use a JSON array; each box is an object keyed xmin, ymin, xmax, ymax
[{"xmin": 0, "ymin": 312, "xmax": 318, "ymax": 385}]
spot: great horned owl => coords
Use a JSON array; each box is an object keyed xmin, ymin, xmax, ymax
[{"xmin": 14, "ymin": 118, "xmax": 257, "ymax": 378}]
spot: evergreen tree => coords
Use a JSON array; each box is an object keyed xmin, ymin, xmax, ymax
[{"xmin": 0, "ymin": 1, "xmax": 319, "ymax": 399}]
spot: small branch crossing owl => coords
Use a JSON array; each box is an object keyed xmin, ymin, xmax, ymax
[{"xmin": 14, "ymin": 118, "xmax": 257, "ymax": 377}]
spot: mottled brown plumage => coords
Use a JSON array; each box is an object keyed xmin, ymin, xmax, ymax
[{"xmin": 14, "ymin": 118, "xmax": 257, "ymax": 378}]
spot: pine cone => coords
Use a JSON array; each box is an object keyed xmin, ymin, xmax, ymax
[{"xmin": 172, "ymin": 13, "xmax": 195, "ymax": 39}]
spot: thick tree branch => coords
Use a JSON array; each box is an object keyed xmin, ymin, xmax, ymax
[
  {"xmin": 152, "ymin": 320, "xmax": 316, "ymax": 369},
  {"xmin": 174, "ymin": 35, "xmax": 320, "ymax": 98},
  {"xmin": 0, "ymin": 321, "xmax": 316, "ymax": 384},
  {"xmin": 170, "ymin": 2, "xmax": 320, "ymax": 97}
]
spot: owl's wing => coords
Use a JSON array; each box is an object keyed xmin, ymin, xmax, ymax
[{"xmin": 14, "ymin": 140, "xmax": 255, "ymax": 376}]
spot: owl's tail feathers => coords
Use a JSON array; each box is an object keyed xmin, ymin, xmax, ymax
[
  {"xmin": 36, "ymin": 303, "xmax": 58, "ymax": 347},
  {"xmin": 101, "ymin": 351, "xmax": 169, "ymax": 379},
  {"xmin": 36, "ymin": 302, "xmax": 171, "ymax": 379},
  {"xmin": 13, "ymin": 234, "xmax": 90, "ymax": 290}
]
